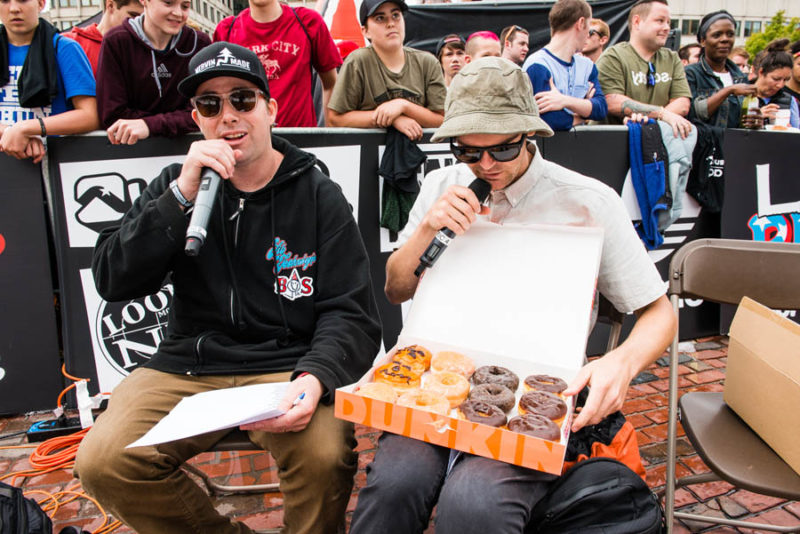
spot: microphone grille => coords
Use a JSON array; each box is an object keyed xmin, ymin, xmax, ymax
[{"xmin": 468, "ymin": 178, "xmax": 492, "ymax": 203}]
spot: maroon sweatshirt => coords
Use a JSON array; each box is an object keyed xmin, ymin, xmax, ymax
[{"xmin": 96, "ymin": 16, "xmax": 211, "ymax": 137}]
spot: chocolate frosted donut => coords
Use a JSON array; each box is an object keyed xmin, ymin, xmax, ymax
[
  {"xmin": 471, "ymin": 365, "xmax": 520, "ymax": 392},
  {"xmin": 469, "ymin": 383, "xmax": 516, "ymax": 413},
  {"xmin": 458, "ymin": 400, "xmax": 507, "ymax": 427},
  {"xmin": 524, "ymin": 374, "xmax": 567, "ymax": 395},
  {"xmin": 508, "ymin": 414, "xmax": 561, "ymax": 441},
  {"xmin": 518, "ymin": 391, "xmax": 567, "ymax": 421}
]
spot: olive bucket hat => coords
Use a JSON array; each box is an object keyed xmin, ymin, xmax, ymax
[{"xmin": 430, "ymin": 57, "xmax": 553, "ymax": 142}]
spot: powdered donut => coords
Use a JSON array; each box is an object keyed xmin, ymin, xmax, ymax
[
  {"xmin": 523, "ymin": 374, "xmax": 568, "ymax": 395},
  {"xmin": 458, "ymin": 400, "xmax": 507, "ymax": 427},
  {"xmin": 423, "ymin": 371, "xmax": 470, "ymax": 408},
  {"xmin": 397, "ymin": 389, "xmax": 450, "ymax": 415},
  {"xmin": 468, "ymin": 383, "xmax": 516, "ymax": 413},
  {"xmin": 430, "ymin": 351, "xmax": 475, "ymax": 378},
  {"xmin": 356, "ymin": 382, "xmax": 397, "ymax": 403},
  {"xmin": 471, "ymin": 365, "xmax": 520, "ymax": 392},
  {"xmin": 508, "ymin": 414, "xmax": 561, "ymax": 441},
  {"xmin": 518, "ymin": 391, "xmax": 567, "ymax": 423}
]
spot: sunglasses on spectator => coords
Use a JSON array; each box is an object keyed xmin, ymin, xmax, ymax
[
  {"xmin": 450, "ymin": 136, "xmax": 526, "ymax": 164},
  {"xmin": 191, "ymin": 88, "xmax": 266, "ymax": 118},
  {"xmin": 503, "ymin": 25, "xmax": 526, "ymax": 42},
  {"xmin": 646, "ymin": 62, "xmax": 656, "ymax": 88},
  {"xmin": 588, "ymin": 29, "xmax": 602, "ymax": 37}
]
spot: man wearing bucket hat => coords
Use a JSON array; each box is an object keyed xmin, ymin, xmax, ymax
[
  {"xmin": 74, "ymin": 42, "xmax": 381, "ymax": 534},
  {"xmin": 349, "ymin": 57, "xmax": 675, "ymax": 533}
]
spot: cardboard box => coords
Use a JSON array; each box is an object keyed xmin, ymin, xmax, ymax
[
  {"xmin": 724, "ymin": 297, "xmax": 800, "ymax": 476},
  {"xmin": 335, "ymin": 221, "xmax": 603, "ymax": 474}
]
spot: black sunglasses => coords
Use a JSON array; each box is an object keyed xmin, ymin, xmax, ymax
[
  {"xmin": 450, "ymin": 136, "xmax": 526, "ymax": 164},
  {"xmin": 191, "ymin": 88, "xmax": 266, "ymax": 118},
  {"xmin": 588, "ymin": 29, "xmax": 599, "ymax": 37},
  {"xmin": 646, "ymin": 62, "xmax": 656, "ymax": 87}
]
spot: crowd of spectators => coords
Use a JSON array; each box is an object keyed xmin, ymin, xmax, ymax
[{"xmin": 2, "ymin": 0, "xmax": 799, "ymax": 164}]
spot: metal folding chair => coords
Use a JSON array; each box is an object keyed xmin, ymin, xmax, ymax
[
  {"xmin": 664, "ymin": 238, "xmax": 800, "ymax": 532},
  {"xmin": 183, "ymin": 429, "xmax": 281, "ymax": 534}
]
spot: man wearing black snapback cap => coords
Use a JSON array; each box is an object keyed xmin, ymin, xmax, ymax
[{"xmin": 75, "ymin": 42, "xmax": 381, "ymax": 534}]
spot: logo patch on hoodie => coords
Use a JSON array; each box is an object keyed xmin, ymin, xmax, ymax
[
  {"xmin": 152, "ymin": 63, "xmax": 171, "ymax": 79},
  {"xmin": 267, "ymin": 237, "xmax": 316, "ymax": 300}
]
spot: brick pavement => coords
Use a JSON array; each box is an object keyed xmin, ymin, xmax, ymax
[{"xmin": 1, "ymin": 335, "xmax": 798, "ymax": 533}]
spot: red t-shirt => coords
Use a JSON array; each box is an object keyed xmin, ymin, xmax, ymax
[
  {"xmin": 214, "ymin": 6, "xmax": 342, "ymax": 127},
  {"xmin": 63, "ymin": 23, "xmax": 103, "ymax": 76}
]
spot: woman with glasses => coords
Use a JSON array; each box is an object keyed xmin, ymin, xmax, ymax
[
  {"xmin": 750, "ymin": 39, "xmax": 800, "ymax": 128},
  {"xmin": 685, "ymin": 10, "xmax": 754, "ymax": 128}
]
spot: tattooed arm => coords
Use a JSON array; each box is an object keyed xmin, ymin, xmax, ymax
[{"xmin": 606, "ymin": 94, "xmax": 693, "ymax": 138}]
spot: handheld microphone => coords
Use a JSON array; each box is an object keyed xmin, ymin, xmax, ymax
[
  {"xmin": 414, "ymin": 177, "xmax": 491, "ymax": 277},
  {"xmin": 185, "ymin": 168, "xmax": 222, "ymax": 256}
]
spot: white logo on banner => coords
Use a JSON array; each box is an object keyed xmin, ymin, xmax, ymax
[{"xmin": 66, "ymin": 147, "xmax": 361, "ymax": 392}]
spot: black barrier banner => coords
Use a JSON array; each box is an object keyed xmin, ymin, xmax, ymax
[
  {"xmin": 404, "ymin": 0, "xmax": 638, "ymax": 55},
  {"xmin": 720, "ymin": 129, "xmax": 800, "ymax": 330},
  {"xmin": 0, "ymin": 155, "xmax": 62, "ymax": 414},
  {"xmin": 45, "ymin": 128, "xmax": 717, "ymax": 402}
]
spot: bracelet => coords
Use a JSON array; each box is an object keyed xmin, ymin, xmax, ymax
[
  {"xmin": 37, "ymin": 117, "xmax": 46, "ymax": 137},
  {"xmin": 169, "ymin": 180, "xmax": 193, "ymax": 208}
]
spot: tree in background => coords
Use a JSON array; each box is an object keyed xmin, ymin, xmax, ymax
[{"xmin": 745, "ymin": 11, "xmax": 800, "ymax": 59}]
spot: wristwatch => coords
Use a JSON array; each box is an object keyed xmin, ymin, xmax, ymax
[{"xmin": 170, "ymin": 180, "xmax": 193, "ymax": 208}]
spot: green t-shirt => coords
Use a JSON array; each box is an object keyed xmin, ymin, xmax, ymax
[
  {"xmin": 596, "ymin": 42, "xmax": 692, "ymax": 124},
  {"xmin": 328, "ymin": 46, "xmax": 446, "ymax": 113}
]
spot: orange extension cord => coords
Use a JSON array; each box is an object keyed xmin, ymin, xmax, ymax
[{"xmin": 0, "ymin": 365, "xmax": 121, "ymax": 533}]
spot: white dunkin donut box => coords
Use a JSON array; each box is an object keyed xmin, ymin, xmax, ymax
[{"xmin": 335, "ymin": 221, "xmax": 603, "ymax": 474}]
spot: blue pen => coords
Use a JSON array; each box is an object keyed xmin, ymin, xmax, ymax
[{"xmin": 292, "ymin": 392, "xmax": 306, "ymax": 406}]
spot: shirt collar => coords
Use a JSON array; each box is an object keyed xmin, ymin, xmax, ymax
[{"xmin": 493, "ymin": 141, "xmax": 540, "ymax": 207}]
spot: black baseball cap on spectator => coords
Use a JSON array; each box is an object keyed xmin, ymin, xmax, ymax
[
  {"xmin": 436, "ymin": 34, "xmax": 466, "ymax": 59},
  {"xmin": 178, "ymin": 42, "xmax": 270, "ymax": 98},
  {"xmin": 359, "ymin": 0, "xmax": 408, "ymax": 26}
]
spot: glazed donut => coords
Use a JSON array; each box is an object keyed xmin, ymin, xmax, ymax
[
  {"xmin": 523, "ymin": 374, "xmax": 567, "ymax": 396},
  {"xmin": 423, "ymin": 371, "xmax": 470, "ymax": 408},
  {"xmin": 430, "ymin": 351, "xmax": 476, "ymax": 379},
  {"xmin": 397, "ymin": 389, "xmax": 450, "ymax": 415},
  {"xmin": 518, "ymin": 391, "xmax": 567, "ymax": 423},
  {"xmin": 471, "ymin": 366, "xmax": 520, "ymax": 392},
  {"xmin": 458, "ymin": 400, "xmax": 507, "ymax": 427},
  {"xmin": 374, "ymin": 361, "xmax": 421, "ymax": 392},
  {"xmin": 356, "ymin": 382, "xmax": 397, "ymax": 403},
  {"xmin": 394, "ymin": 345, "xmax": 432, "ymax": 372},
  {"xmin": 468, "ymin": 383, "xmax": 516, "ymax": 413},
  {"xmin": 507, "ymin": 414, "xmax": 561, "ymax": 441}
]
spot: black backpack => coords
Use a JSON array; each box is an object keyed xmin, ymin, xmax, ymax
[
  {"xmin": 0, "ymin": 481, "xmax": 52, "ymax": 534},
  {"xmin": 528, "ymin": 457, "xmax": 666, "ymax": 534}
]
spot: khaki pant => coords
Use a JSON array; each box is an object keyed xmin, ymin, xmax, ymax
[{"xmin": 74, "ymin": 368, "xmax": 357, "ymax": 534}]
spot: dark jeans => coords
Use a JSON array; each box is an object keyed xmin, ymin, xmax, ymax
[{"xmin": 350, "ymin": 433, "xmax": 557, "ymax": 534}]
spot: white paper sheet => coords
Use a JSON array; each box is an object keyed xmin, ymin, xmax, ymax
[{"xmin": 127, "ymin": 382, "xmax": 291, "ymax": 448}]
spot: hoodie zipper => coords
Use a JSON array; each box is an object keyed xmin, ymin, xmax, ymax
[
  {"xmin": 228, "ymin": 198, "xmax": 246, "ymax": 327},
  {"xmin": 191, "ymin": 333, "xmax": 208, "ymax": 374}
]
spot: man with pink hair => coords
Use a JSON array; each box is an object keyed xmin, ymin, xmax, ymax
[{"xmin": 466, "ymin": 31, "xmax": 501, "ymax": 59}]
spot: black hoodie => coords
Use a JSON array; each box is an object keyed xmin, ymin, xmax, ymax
[{"xmin": 92, "ymin": 136, "xmax": 382, "ymax": 401}]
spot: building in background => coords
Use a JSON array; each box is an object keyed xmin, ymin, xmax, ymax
[
  {"xmin": 43, "ymin": 0, "xmax": 237, "ymax": 34},
  {"xmin": 669, "ymin": 0, "xmax": 800, "ymax": 47}
]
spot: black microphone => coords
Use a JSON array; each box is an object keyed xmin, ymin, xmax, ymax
[
  {"xmin": 414, "ymin": 178, "xmax": 492, "ymax": 277},
  {"xmin": 185, "ymin": 168, "xmax": 222, "ymax": 256}
]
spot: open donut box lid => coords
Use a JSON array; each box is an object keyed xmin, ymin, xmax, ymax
[{"xmin": 335, "ymin": 221, "xmax": 603, "ymax": 474}]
